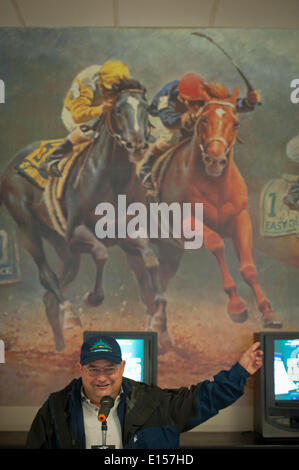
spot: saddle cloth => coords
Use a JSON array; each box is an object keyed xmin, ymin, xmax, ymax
[
  {"xmin": 17, "ymin": 139, "xmax": 64, "ymax": 189},
  {"xmin": 260, "ymin": 174, "xmax": 299, "ymax": 238},
  {"xmin": 17, "ymin": 139, "xmax": 91, "ymax": 237}
]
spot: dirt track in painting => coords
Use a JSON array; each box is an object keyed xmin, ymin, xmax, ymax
[
  {"xmin": 1, "ymin": 242, "xmax": 297, "ymax": 406},
  {"xmin": 0, "ymin": 288, "xmax": 267, "ymax": 406}
]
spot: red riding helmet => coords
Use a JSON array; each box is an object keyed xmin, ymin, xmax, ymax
[{"xmin": 178, "ymin": 73, "xmax": 209, "ymax": 101}]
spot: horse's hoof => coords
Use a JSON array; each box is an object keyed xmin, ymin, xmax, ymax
[
  {"xmin": 262, "ymin": 313, "xmax": 283, "ymax": 329},
  {"xmin": 145, "ymin": 315, "xmax": 173, "ymax": 355},
  {"xmin": 157, "ymin": 331, "xmax": 173, "ymax": 355},
  {"xmin": 84, "ymin": 292, "xmax": 104, "ymax": 307},
  {"xmin": 54, "ymin": 336, "xmax": 65, "ymax": 351},
  {"xmin": 227, "ymin": 309, "xmax": 248, "ymax": 323}
]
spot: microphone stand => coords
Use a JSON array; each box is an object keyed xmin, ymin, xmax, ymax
[
  {"xmin": 101, "ymin": 419, "xmax": 108, "ymax": 447},
  {"xmin": 95, "ymin": 396, "xmax": 115, "ymax": 449}
]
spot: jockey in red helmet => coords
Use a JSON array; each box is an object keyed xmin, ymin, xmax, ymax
[{"xmin": 139, "ymin": 72, "xmax": 261, "ymax": 190}]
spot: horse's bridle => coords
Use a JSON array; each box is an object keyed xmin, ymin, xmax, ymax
[
  {"xmin": 195, "ymin": 100, "xmax": 237, "ymax": 158},
  {"xmin": 105, "ymin": 89, "xmax": 148, "ymax": 148}
]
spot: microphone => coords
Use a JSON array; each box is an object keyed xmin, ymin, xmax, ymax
[{"xmin": 98, "ymin": 396, "xmax": 115, "ymax": 422}]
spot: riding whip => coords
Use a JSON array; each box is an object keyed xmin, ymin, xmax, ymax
[{"xmin": 191, "ymin": 32, "xmax": 254, "ymax": 92}]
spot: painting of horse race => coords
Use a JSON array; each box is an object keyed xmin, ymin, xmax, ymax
[{"xmin": 0, "ymin": 28, "xmax": 298, "ymax": 406}]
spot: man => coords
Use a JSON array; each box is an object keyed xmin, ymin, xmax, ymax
[
  {"xmin": 26, "ymin": 334, "xmax": 263, "ymax": 449},
  {"xmin": 42, "ymin": 60, "xmax": 130, "ymax": 177},
  {"xmin": 284, "ymin": 177, "xmax": 299, "ymax": 211},
  {"xmin": 139, "ymin": 72, "xmax": 261, "ymax": 190},
  {"xmin": 284, "ymin": 134, "xmax": 299, "ymax": 211}
]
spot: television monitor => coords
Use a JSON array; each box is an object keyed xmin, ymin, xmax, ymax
[
  {"xmin": 83, "ymin": 331, "xmax": 157, "ymax": 386},
  {"xmin": 254, "ymin": 331, "xmax": 299, "ymax": 439}
]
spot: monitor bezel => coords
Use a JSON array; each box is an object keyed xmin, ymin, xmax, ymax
[
  {"xmin": 83, "ymin": 330, "xmax": 158, "ymax": 386},
  {"xmin": 263, "ymin": 332, "xmax": 299, "ymax": 412}
]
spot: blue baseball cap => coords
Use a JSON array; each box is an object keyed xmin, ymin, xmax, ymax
[{"xmin": 80, "ymin": 335, "xmax": 122, "ymax": 365}]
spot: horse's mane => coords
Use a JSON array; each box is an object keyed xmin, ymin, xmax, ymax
[
  {"xmin": 111, "ymin": 78, "xmax": 146, "ymax": 95},
  {"xmin": 204, "ymin": 80, "xmax": 229, "ymax": 99}
]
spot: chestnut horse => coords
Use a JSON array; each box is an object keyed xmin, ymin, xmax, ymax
[
  {"xmin": 156, "ymin": 87, "xmax": 282, "ymax": 328},
  {"xmin": 0, "ymin": 79, "xmax": 170, "ymax": 351}
]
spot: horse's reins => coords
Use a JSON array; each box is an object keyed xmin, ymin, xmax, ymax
[{"xmin": 195, "ymin": 100, "xmax": 237, "ymax": 159}]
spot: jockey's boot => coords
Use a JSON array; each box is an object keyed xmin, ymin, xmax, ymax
[
  {"xmin": 139, "ymin": 148, "xmax": 162, "ymax": 190},
  {"xmin": 41, "ymin": 138, "xmax": 73, "ymax": 177},
  {"xmin": 283, "ymin": 177, "xmax": 299, "ymax": 211}
]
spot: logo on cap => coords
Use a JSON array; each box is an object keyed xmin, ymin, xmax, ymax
[{"xmin": 90, "ymin": 338, "xmax": 112, "ymax": 354}]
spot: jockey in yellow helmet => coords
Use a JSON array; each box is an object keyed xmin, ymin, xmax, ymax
[{"xmin": 42, "ymin": 60, "xmax": 130, "ymax": 176}]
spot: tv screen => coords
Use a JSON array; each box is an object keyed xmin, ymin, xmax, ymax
[
  {"xmin": 115, "ymin": 338, "xmax": 145, "ymax": 383},
  {"xmin": 274, "ymin": 338, "xmax": 299, "ymax": 402},
  {"xmin": 83, "ymin": 331, "xmax": 157, "ymax": 386},
  {"xmin": 254, "ymin": 331, "xmax": 299, "ymax": 438}
]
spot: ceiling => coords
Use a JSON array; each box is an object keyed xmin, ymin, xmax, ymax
[{"xmin": 1, "ymin": 0, "xmax": 299, "ymax": 28}]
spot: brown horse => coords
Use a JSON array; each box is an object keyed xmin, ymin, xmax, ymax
[
  {"xmin": 0, "ymin": 79, "xmax": 171, "ymax": 351},
  {"xmin": 154, "ymin": 87, "xmax": 282, "ymax": 328}
]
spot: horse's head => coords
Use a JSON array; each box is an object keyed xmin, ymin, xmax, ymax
[
  {"xmin": 107, "ymin": 79, "xmax": 151, "ymax": 164},
  {"xmin": 194, "ymin": 87, "xmax": 240, "ymax": 177}
]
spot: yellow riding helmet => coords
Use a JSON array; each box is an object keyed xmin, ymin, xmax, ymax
[{"xmin": 99, "ymin": 61, "xmax": 130, "ymax": 89}]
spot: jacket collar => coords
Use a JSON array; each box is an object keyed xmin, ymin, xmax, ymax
[
  {"xmin": 69, "ymin": 376, "xmax": 160, "ymax": 448},
  {"xmin": 69, "ymin": 378, "xmax": 85, "ymax": 448},
  {"xmin": 69, "ymin": 377, "xmax": 132, "ymax": 448}
]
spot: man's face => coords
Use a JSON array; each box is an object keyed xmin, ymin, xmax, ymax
[{"xmin": 79, "ymin": 359, "xmax": 125, "ymax": 406}]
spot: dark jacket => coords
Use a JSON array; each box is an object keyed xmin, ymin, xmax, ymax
[{"xmin": 26, "ymin": 362, "xmax": 249, "ymax": 449}]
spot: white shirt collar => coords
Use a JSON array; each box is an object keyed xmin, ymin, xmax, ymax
[{"xmin": 80, "ymin": 386, "xmax": 122, "ymax": 408}]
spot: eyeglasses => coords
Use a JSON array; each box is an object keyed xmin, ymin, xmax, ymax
[{"xmin": 83, "ymin": 365, "xmax": 119, "ymax": 377}]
